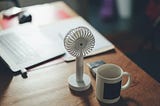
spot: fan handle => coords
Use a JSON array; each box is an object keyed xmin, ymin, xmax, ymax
[{"xmin": 76, "ymin": 56, "xmax": 83, "ymax": 82}]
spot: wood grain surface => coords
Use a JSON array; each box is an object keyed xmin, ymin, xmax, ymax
[{"xmin": 0, "ymin": 48, "xmax": 159, "ymax": 106}]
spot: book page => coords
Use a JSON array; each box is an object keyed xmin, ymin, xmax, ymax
[{"xmin": 40, "ymin": 16, "xmax": 115, "ymax": 61}]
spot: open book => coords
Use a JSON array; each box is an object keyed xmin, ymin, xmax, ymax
[
  {"xmin": 0, "ymin": 16, "xmax": 114, "ymax": 72},
  {"xmin": 40, "ymin": 16, "xmax": 115, "ymax": 61}
]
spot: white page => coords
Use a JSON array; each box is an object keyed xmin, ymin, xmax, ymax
[
  {"xmin": 40, "ymin": 16, "xmax": 114, "ymax": 61},
  {"xmin": 0, "ymin": 23, "xmax": 65, "ymax": 71}
]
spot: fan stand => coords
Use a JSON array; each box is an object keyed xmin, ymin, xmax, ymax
[
  {"xmin": 64, "ymin": 26, "xmax": 95, "ymax": 91},
  {"xmin": 68, "ymin": 56, "xmax": 91, "ymax": 91}
]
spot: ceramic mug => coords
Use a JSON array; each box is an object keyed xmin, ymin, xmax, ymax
[{"xmin": 96, "ymin": 64, "xmax": 131, "ymax": 104}]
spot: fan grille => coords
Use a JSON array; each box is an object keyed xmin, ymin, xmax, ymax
[{"xmin": 64, "ymin": 26, "xmax": 95, "ymax": 57}]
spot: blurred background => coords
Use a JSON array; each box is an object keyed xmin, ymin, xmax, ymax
[
  {"xmin": 0, "ymin": 0, "xmax": 160, "ymax": 82},
  {"xmin": 86, "ymin": 0, "xmax": 160, "ymax": 83}
]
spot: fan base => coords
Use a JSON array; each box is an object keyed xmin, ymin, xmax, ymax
[{"xmin": 68, "ymin": 73, "xmax": 91, "ymax": 91}]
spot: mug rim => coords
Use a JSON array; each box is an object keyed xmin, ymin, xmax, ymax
[{"xmin": 96, "ymin": 64, "xmax": 123, "ymax": 81}]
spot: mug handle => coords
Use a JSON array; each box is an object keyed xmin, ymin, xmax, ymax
[{"xmin": 121, "ymin": 72, "xmax": 131, "ymax": 90}]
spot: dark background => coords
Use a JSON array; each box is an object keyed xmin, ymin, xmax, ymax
[{"xmin": 87, "ymin": 0, "xmax": 160, "ymax": 82}]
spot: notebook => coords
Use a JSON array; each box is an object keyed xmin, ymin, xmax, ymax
[
  {"xmin": 0, "ymin": 16, "xmax": 114, "ymax": 72},
  {"xmin": 0, "ymin": 23, "xmax": 65, "ymax": 72}
]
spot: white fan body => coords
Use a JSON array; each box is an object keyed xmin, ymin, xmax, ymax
[{"xmin": 64, "ymin": 26, "xmax": 95, "ymax": 91}]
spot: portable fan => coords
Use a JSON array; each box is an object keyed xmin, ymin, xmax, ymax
[{"xmin": 64, "ymin": 26, "xmax": 95, "ymax": 91}]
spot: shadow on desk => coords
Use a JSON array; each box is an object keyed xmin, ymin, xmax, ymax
[
  {"xmin": 69, "ymin": 85, "xmax": 141, "ymax": 106},
  {"xmin": 99, "ymin": 97, "xmax": 141, "ymax": 106},
  {"xmin": 69, "ymin": 86, "xmax": 94, "ymax": 106},
  {"xmin": 0, "ymin": 57, "xmax": 13, "ymax": 102}
]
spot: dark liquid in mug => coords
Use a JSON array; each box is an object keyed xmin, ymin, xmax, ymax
[{"xmin": 103, "ymin": 81, "xmax": 121, "ymax": 99}]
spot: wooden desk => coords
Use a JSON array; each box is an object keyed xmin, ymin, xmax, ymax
[{"xmin": 0, "ymin": 1, "xmax": 160, "ymax": 106}]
